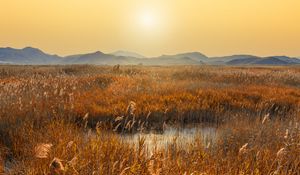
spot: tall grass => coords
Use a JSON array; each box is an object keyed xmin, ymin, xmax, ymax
[{"xmin": 0, "ymin": 65, "xmax": 299, "ymax": 174}]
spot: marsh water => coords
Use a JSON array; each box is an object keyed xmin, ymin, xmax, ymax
[{"xmin": 121, "ymin": 124, "xmax": 219, "ymax": 153}]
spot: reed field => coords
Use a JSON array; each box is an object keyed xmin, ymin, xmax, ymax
[{"xmin": 0, "ymin": 65, "xmax": 300, "ymax": 174}]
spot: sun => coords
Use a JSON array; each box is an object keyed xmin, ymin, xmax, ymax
[
  {"xmin": 123, "ymin": 6, "xmax": 169, "ymax": 42},
  {"xmin": 138, "ymin": 10, "xmax": 158, "ymax": 29}
]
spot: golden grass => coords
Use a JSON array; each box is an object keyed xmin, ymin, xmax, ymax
[{"xmin": 0, "ymin": 65, "xmax": 299, "ymax": 174}]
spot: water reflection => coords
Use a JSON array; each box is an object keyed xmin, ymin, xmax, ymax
[{"xmin": 121, "ymin": 125, "xmax": 218, "ymax": 153}]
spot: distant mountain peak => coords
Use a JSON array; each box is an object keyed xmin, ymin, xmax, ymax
[
  {"xmin": 159, "ymin": 52, "xmax": 207, "ymax": 58},
  {"xmin": 174, "ymin": 51, "xmax": 208, "ymax": 62},
  {"xmin": 90, "ymin": 51, "xmax": 104, "ymax": 56},
  {"xmin": 0, "ymin": 46, "xmax": 60, "ymax": 64},
  {"xmin": 23, "ymin": 46, "xmax": 38, "ymax": 50},
  {"xmin": 75, "ymin": 51, "xmax": 104, "ymax": 58},
  {"xmin": 178, "ymin": 51, "xmax": 206, "ymax": 56},
  {"xmin": 22, "ymin": 46, "xmax": 44, "ymax": 54},
  {"xmin": 111, "ymin": 50, "xmax": 145, "ymax": 58},
  {"xmin": 94, "ymin": 51, "xmax": 103, "ymax": 54}
]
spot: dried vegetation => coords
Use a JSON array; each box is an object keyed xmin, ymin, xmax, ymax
[{"xmin": 0, "ymin": 65, "xmax": 299, "ymax": 174}]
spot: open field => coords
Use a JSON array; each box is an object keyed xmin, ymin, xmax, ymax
[{"xmin": 0, "ymin": 65, "xmax": 300, "ymax": 174}]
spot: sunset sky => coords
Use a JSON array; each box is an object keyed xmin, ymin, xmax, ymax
[{"xmin": 1, "ymin": 0, "xmax": 300, "ymax": 57}]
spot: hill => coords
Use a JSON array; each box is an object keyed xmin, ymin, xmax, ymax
[
  {"xmin": 0, "ymin": 47, "xmax": 60, "ymax": 64},
  {"xmin": 1, "ymin": 47, "xmax": 299, "ymax": 66},
  {"xmin": 111, "ymin": 50, "xmax": 145, "ymax": 58}
]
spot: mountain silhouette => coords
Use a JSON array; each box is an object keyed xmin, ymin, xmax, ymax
[
  {"xmin": 0, "ymin": 47, "xmax": 299, "ymax": 66},
  {"xmin": 0, "ymin": 47, "xmax": 60, "ymax": 64},
  {"xmin": 111, "ymin": 50, "xmax": 145, "ymax": 58}
]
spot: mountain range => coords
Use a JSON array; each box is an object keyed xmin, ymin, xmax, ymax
[{"xmin": 0, "ymin": 47, "xmax": 300, "ymax": 66}]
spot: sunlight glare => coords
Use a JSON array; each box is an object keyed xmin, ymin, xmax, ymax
[{"xmin": 139, "ymin": 10, "xmax": 157, "ymax": 29}]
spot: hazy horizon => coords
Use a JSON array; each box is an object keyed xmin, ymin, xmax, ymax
[
  {"xmin": 1, "ymin": 0, "xmax": 300, "ymax": 57},
  {"xmin": 1, "ymin": 46, "xmax": 300, "ymax": 58}
]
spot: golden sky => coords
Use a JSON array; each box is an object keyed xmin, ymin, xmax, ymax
[{"xmin": 1, "ymin": 0, "xmax": 300, "ymax": 57}]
